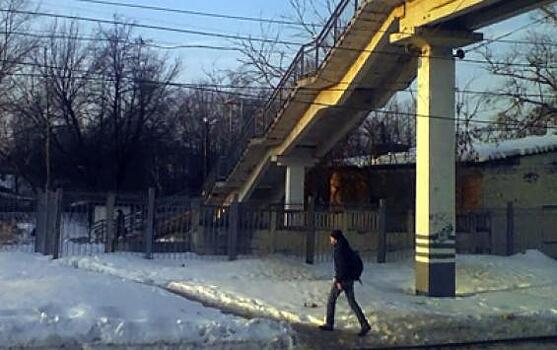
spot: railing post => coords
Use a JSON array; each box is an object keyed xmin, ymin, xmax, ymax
[
  {"xmin": 52, "ymin": 188, "xmax": 63, "ymax": 259},
  {"xmin": 300, "ymin": 47, "xmax": 305, "ymax": 77},
  {"xmin": 305, "ymin": 196, "xmax": 316, "ymax": 264},
  {"xmin": 315, "ymin": 42, "xmax": 319, "ymax": 72},
  {"xmin": 145, "ymin": 187, "xmax": 155, "ymax": 259},
  {"xmin": 506, "ymin": 202, "xmax": 514, "ymax": 256},
  {"xmin": 377, "ymin": 199, "xmax": 387, "ymax": 263},
  {"xmin": 228, "ymin": 200, "xmax": 239, "ymax": 261},
  {"xmin": 105, "ymin": 192, "xmax": 116, "ymax": 253}
]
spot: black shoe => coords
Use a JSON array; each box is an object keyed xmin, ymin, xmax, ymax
[
  {"xmin": 358, "ymin": 324, "xmax": 371, "ymax": 337},
  {"xmin": 318, "ymin": 324, "xmax": 333, "ymax": 331}
]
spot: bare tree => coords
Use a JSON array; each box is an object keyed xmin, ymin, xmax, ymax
[
  {"xmin": 89, "ymin": 20, "xmax": 181, "ymax": 190},
  {"xmin": 0, "ymin": 0, "xmax": 37, "ymax": 187},
  {"xmin": 286, "ymin": 0, "xmax": 337, "ymax": 39},
  {"xmin": 456, "ymin": 79, "xmax": 488, "ymax": 161},
  {"xmin": 482, "ymin": 6, "xmax": 556, "ymax": 139},
  {"xmin": 0, "ymin": 0, "xmax": 36, "ymax": 87},
  {"xmin": 234, "ymin": 0, "xmax": 337, "ymax": 89}
]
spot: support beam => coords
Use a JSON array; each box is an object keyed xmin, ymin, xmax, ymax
[
  {"xmin": 450, "ymin": 0, "xmax": 556, "ymax": 30},
  {"xmin": 391, "ymin": 30, "xmax": 482, "ymax": 297},
  {"xmin": 414, "ymin": 43, "xmax": 457, "ymax": 297},
  {"xmin": 285, "ymin": 164, "xmax": 305, "ymax": 211},
  {"xmin": 397, "ymin": 0, "xmax": 552, "ymax": 33},
  {"xmin": 273, "ymin": 150, "xmax": 318, "ymax": 211}
]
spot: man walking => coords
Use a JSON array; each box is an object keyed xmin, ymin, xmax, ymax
[{"xmin": 319, "ymin": 230, "xmax": 371, "ymax": 336}]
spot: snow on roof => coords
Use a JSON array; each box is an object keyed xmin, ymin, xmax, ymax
[
  {"xmin": 474, "ymin": 133, "xmax": 557, "ymax": 162},
  {"xmin": 343, "ymin": 133, "xmax": 557, "ymax": 167}
]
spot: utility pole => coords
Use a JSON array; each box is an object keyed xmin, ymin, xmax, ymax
[
  {"xmin": 202, "ymin": 117, "xmax": 209, "ymax": 182},
  {"xmin": 43, "ymin": 46, "xmax": 51, "ymax": 192}
]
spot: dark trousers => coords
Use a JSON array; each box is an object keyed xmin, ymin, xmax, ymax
[{"xmin": 326, "ymin": 280, "xmax": 369, "ymax": 328}]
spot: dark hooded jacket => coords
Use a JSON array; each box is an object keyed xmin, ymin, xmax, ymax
[{"xmin": 332, "ymin": 230, "xmax": 355, "ymax": 282}]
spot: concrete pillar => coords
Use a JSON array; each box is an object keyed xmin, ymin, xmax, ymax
[
  {"xmin": 273, "ymin": 151, "xmax": 317, "ymax": 229},
  {"xmin": 391, "ymin": 29, "xmax": 482, "ymax": 298},
  {"xmin": 273, "ymin": 152, "xmax": 318, "ymax": 210},
  {"xmin": 285, "ymin": 164, "xmax": 305, "ymax": 211},
  {"xmin": 414, "ymin": 44, "xmax": 456, "ymax": 297}
]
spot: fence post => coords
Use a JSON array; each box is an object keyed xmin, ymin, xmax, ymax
[
  {"xmin": 51, "ymin": 188, "xmax": 63, "ymax": 259},
  {"xmin": 407, "ymin": 209, "xmax": 415, "ymax": 249},
  {"xmin": 506, "ymin": 202, "xmax": 514, "ymax": 256},
  {"xmin": 144, "ymin": 187, "xmax": 155, "ymax": 259},
  {"xmin": 228, "ymin": 200, "xmax": 239, "ymax": 261},
  {"xmin": 377, "ymin": 199, "xmax": 387, "ymax": 263},
  {"xmin": 35, "ymin": 191, "xmax": 47, "ymax": 254},
  {"xmin": 43, "ymin": 191, "xmax": 55, "ymax": 256},
  {"xmin": 305, "ymin": 196, "xmax": 316, "ymax": 264},
  {"xmin": 270, "ymin": 208, "xmax": 278, "ymax": 254},
  {"xmin": 105, "ymin": 193, "xmax": 116, "ymax": 253},
  {"xmin": 191, "ymin": 199, "xmax": 201, "ymax": 254},
  {"xmin": 487, "ymin": 212, "xmax": 493, "ymax": 254},
  {"xmin": 46, "ymin": 191, "xmax": 57, "ymax": 255}
]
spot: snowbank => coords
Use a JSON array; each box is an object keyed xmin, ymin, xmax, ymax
[
  {"xmin": 0, "ymin": 252, "xmax": 294, "ymax": 349},
  {"xmin": 62, "ymin": 251, "xmax": 557, "ymax": 346}
]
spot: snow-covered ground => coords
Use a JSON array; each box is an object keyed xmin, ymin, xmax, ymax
[
  {"xmin": 0, "ymin": 252, "xmax": 294, "ymax": 349},
  {"xmin": 62, "ymin": 251, "xmax": 557, "ymax": 347}
]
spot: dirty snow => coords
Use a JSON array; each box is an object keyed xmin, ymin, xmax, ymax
[{"xmin": 0, "ymin": 252, "xmax": 294, "ymax": 349}]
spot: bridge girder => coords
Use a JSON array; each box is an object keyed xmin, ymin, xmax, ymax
[{"xmin": 398, "ymin": 0, "xmax": 555, "ymax": 33}]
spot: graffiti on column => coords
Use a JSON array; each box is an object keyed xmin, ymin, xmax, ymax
[{"xmin": 429, "ymin": 213, "xmax": 454, "ymax": 244}]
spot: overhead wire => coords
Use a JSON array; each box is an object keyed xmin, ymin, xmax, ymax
[
  {"xmin": 69, "ymin": 0, "xmax": 557, "ymax": 47},
  {"xmin": 4, "ymin": 69, "xmax": 556, "ymax": 132},
  {"xmin": 2, "ymin": 24, "xmax": 556, "ymax": 69},
  {"xmin": 4, "ymin": 58, "xmax": 555, "ymax": 100}
]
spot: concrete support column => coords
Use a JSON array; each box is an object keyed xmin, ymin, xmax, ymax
[
  {"xmin": 391, "ymin": 29, "xmax": 482, "ymax": 298},
  {"xmin": 285, "ymin": 164, "xmax": 305, "ymax": 211},
  {"xmin": 274, "ymin": 151, "xmax": 317, "ymax": 228},
  {"xmin": 274, "ymin": 151, "xmax": 317, "ymax": 211},
  {"xmin": 415, "ymin": 44, "xmax": 456, "ymax": 297}
]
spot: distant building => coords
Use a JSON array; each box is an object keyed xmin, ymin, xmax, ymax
[
  {"xmin": 313, "ymin": 134, "xmax": 557, "ymax": 257},
  {"xmin": 325, "ymin": 134, "xmax": 557, "ymax": 211}
]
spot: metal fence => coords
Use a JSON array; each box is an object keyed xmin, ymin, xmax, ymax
[
  {"xmin": 0, "ymin": 192, "xmax": 36, "ymax": 253},
  {"xmin": 3, "ymin": 188, "xmax": 555, "ymax": 262},
  {"xmin": 58, "ymin": 192, "xmax": 147, "ymax": 257}
]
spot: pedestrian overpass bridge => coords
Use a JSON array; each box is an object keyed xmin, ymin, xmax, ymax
[{"xmin": 203, "ymin": 0, "xmax": 553, "ymax": 297}]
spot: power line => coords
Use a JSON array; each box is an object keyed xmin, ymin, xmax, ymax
[
  {"xmin": 2, "ymin": 16, "xmax": 557, "ymax": 69},
  {"xmin": 466, "ymin": 16, "xmax": 548, "ymax": 54},
  {"xmin": 2, "ymin": 30, "xmax": 249, "ymax": 52},
  {"xmin": 2, "ymin": 8, "xmax": 308, "ymax": 46},
  {"xmin": 5, "ymin": 70, "xmax": 556, "ymax": 132},
  {"xmin": 5, "ymin": 58, "xmax": 556, "ymax": 100},
  {"xmin": 70, "ymin": 0, "xmax": 557, "ymax": 48},
  {"xmin": 73, "ymin": 0, "xmax": 328, "ymax": 27}
]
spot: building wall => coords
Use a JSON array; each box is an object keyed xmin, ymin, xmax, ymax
[
  {"xmin": 320, "ymin": 151, "xmax": 557, "ymax": 212},
  {"xmin": 318, "ymin": 152, "xmax": 557, "ymax": 257},
  {"xmin": 481, "ymin": 152, "xmax": 557, "ymax": 209}
]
